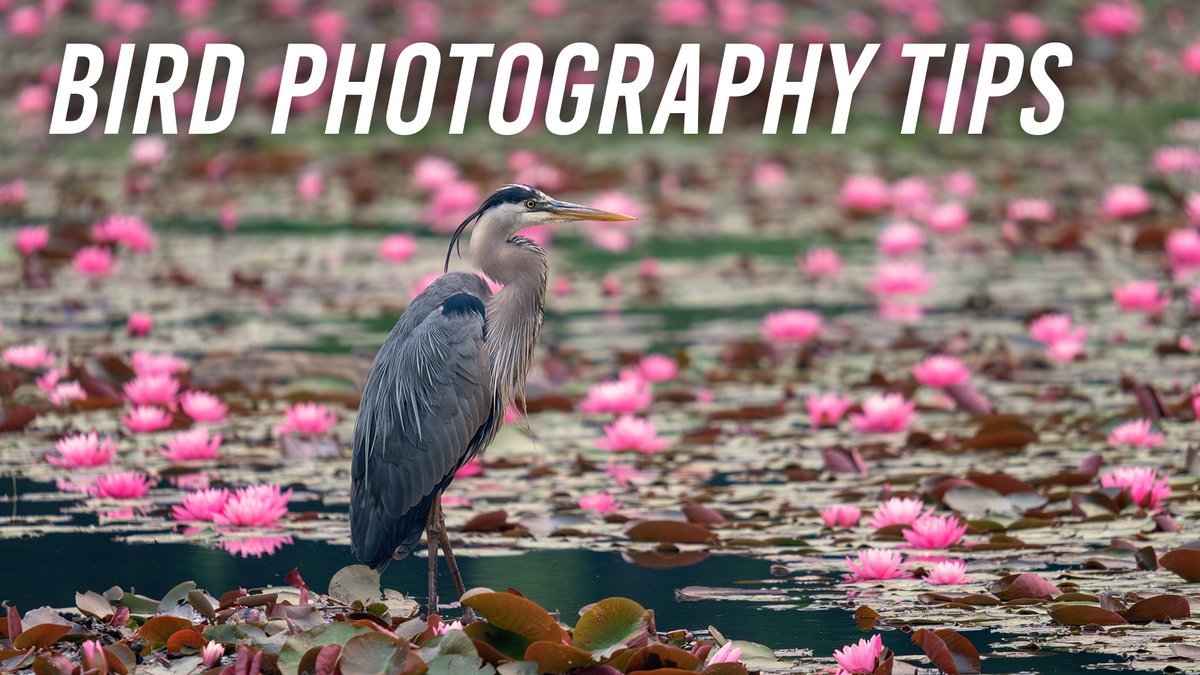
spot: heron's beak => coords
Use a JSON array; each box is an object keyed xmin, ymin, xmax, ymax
[{"xmin": 545, "ymin": 200, "xmax": 637, "ymax": 222}]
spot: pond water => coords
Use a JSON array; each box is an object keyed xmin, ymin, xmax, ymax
[{"xmin": 0, "ymin": 497, "xmax": 1128, "ymax": 674}]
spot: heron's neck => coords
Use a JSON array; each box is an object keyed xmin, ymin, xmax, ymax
[{"xmin": 472, "ymin": 234, "xmax": 547, "ymax": 412}]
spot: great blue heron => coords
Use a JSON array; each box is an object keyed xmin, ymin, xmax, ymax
[{"xmin": 349, "ymin": 184, "xmax": 635, "ymax": 613}]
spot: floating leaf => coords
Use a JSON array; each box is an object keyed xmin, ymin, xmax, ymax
[
  {"xmin": 12, "ymin": 623, "xmax": 70, "ymax": 650},
  {"xmin": 277, "ymin": 623, "xmax": 375, "ymax": 675},
  {"xmin": 1121, "ymin": 595, "xmax": 1190, "ymax": 623},
  {"xmin": 327, "ymin": 565, "xmax": 381, "ymax": 606},
  {"xmin": 166, "ymin": 629, "xmax": 207, "ymax": 654},
  {"xmin": 1160, "ymin": 548, "xmax": 1200, "ymax": 582},
  {"xmin": 75, "ymin": 591, "xmax": 114, "ymax": 620},
  {"xmin": 1049, "ymin": 605, "xmax": 1128, "ymax": 626},
  {"xmin": 625, "ymin": 520, "xmax": 720, "ymax": 544},
  {"xmin": 137, "ymin": 616, "xmax": 194, "ymax": 651},
  {"xmin": 522, "ymin": 641, "xmax": 595, "ymax": 671},
  {"xmin": 461, "ymin": 592, "xmax": 566, "ymax": 649},
  {"xmin": 336, "ymin": 632, "xmax": 411, "ymax": 675},
  {"xmin": 987, "ymin": 573, "xmax": 1061, "ymax": 601},
  {"xmin": 572, "ymin": 597, "xmax": 648, "ymax": 653}
]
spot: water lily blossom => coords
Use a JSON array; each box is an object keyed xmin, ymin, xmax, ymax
[
  {"xmin": 123, "ymin": 374, "xmax": 180, "ymax": 408},
  {"xmin": 903, "ymin": 513, "xmax": 967, "ymax": 549},
  {"xmin": 580, "ymin": 379, "xmax": 652, "ymax": 414},
  {"xmin": 277, "ymin": 402, "xmax": 337, "ymax": 436},
  {"xmin": 181, "ymin": 391, "xmax": 228, "ymax": 423},
  {"xmin": 833, "ymin": 635, "xmax": 884, "ymax": 674},
  {"xmin": 846, "ymin": 549, "xmax": 909, "ymax": 581},
  {"xmin": 806, "ymin": 393, "xmax": 853, "ymax": 427},
  {"xmin": 73, "ymin": 246, "xmax": 116, "ymax": 278},
  {"xmin": 14, "ymin": 225, "xmax": 49, "ymax": 257},
  {"xmin": 926, "ymin": 560, "xmax": 970, "ymax": 585},
  {"xmin": 596, "ymin": 415, "xmax": 670, "ymax": 453},
  {"xmin": 173, "ymin": 488, "xmax": 231, "ymax": 521},
  {"xmin": 161, "ymin": 428, "xmax": 222, "ymax": 462},
  {"xmin": 637, "ymin": 354, "xmax": 678, "ymax": 382},
  {"xmin": 3, "ymin": 343, "xmax": 54, "ymax": 369},
  {"xmin": 201, "ymin": 641, "xmax": 225, "ymax": 668},
  {"xmin": 47, "ymin": 432, "xmax": 117, "ymax": 467},
  {"xmin": 850, "ymin": 393, "xmax": 916, "ymax": 433},
  {"xmin": 90, "ymin": 471, "xmax": 152, "ymax": 499},
  {"xmin": 1100, "ymin": 467, "xmax": 1171, "ymax": 511},
  {"xmin": 912, "ymin": 355, "xmax": 970, "ymax": 388},
  {"xmin": 1113, "ymin": 280, "xmax": 1170, "ymax": 315},
  {"xmin": 579, "ymin": 491, "xmax": 621, "ymax": 513},
  {"xmin": 801, "ymin": 248, "xmax": 843, "ymax": 279},
  {"xmin": 820, "ymin": 505, "xmax": 862, "ymax": 528},
  {"xmin": 123, "ymin": 405, "xmax": 174, "ymax": 433},
  {"xmin": 131, "ymin": 351, "xmax": 187, "ymax": 377},
  {"xmin": 379, "ymin": 234, "xmax": 418, "ymax": 263},
  {"xmin": 214, "ymin": 484, "xmax": 292, "ymax": 527},
  {"xmin": 761, "ymin": 309, "xmax": 823, "ymax": 344},
  {"xmin": 867, "ymin": 497, "xmax": 929, "ymax": 529},
  {"xmin": 1107, "ymin": 419, "xmax": 1164, "ymax": 448},
  {"xmin": 706, "ymin": 642, "xmax": 743, "ymax": 665}
]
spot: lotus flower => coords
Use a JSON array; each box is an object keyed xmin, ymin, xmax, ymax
[
  {"xmin": 379, "ymin": 234, "xmax": 417, "ymax": 263},
  {"xmin": 903, "ymin": 514, "xmax": 967, "ymax": 549},
  {"xmin": 277, "ymin": 402, "xmax": 337, "ymax": 436},
  {"xmin": 181, "ymin": 391, "xmax": 228, "ymax": 423},
  {"xmin": 579, "ymin": 491, "xmax": 621, "ymax": 513},
  {"xmin": 706, "ymin": 642, "xmax": 743, "ymax": 665},
  {"xmin": 14, "ymin": 225, "xmax": 49, "ymax": 257},
  {"xmin": 219, "ymin": 535, "xmax": 293, "ymax": 558},
  {"xmin": 3, "ymin": 343, "xmax": 54, "ymax": 369},
  {"xmin": 596, "ymin": 415, "xmax": 670, "ymax": 453},
  {"xmin": 867, "ymin": 497, "xmax": 929, "ymax": 529},
  {"xmin": 580, "ymin": 379, "xmax": 652, "ymax": 414},
  {"xmin": 93, "ymin": 214, "xmax": 156, "ymax": 252},
  {"xmin": 877, "ymin": 222, "xmax": 925, "ymax": 256},
  {"xmin": 637, "ymin": 354, "xmax": 678, "ymax": 382},
  {"xmin": 912, "ymin": 355, "xmax": 970, "ymax": 388},
  {"xmin": 122, "ymin": 405, "xmax": 173, "ymax": 433},
  {"xmin": 123, "ymin": 374, "xmax": 180, "ymax": 408},
  {"xmin": 1107, "ymin": 419, "xmax": 1164, "ymax": 448},
  {"xmin": 839, "ymin": 174, "xmax": 890, "ymax": 213},
  {"xmin": 850, "ymin": 394, "xmax": 916, "ymax": 433},
  {"xmin": 1100, "ymin": 467, "xmax": 1171, "ymax": 511},
  {"xmin": 1113, "ymin": 280, "xmax": 1169, "ymax": 315},
  {"xmin": 49, "ymin": 381, "xmax": 86, "ymax": 406},
  {"xmin": 846, "ymin": 549, "xmax": 908, "ymax": 581},
  {"xmin": 173, "ymin": 488, "xmax": 230, "ymax": 521},
  {"xmin": 833, "ymin": 635, "xmax": 884, "ymax": 674},
  {"xmin": 868, "ymin": 262, "xmax": 932, "ymax": 296},
  {"xmin": 806, "ymin": 393, "xmax": 853, "ymax": 427},
  {"xmin": 801, "ymin": 248, "xmax": 843, "ymax": 278},
  {"xmin": 90, "ymin": 471, "xmax": 152, "ymax": 499},
  {"xmin": 926, "ymin": 560, "xmax": 970, "ymax": 585},
  {"xmin": 131, "ymin": 351, "xmax": 187, "ymax": 377},
  {"xmin": 820, "ymin": 505, "xmax": 862, "ymax": 528},
  {"xmin": 47, "ymin": 432, "xmax": 117, "ymax": 467},
  {"xmin": 214, "ymin": 484, "xmax": 292, "ymax": 527},
  {"xmin": 201, "ymin": 641, "xmax": 225, "ymax": 668},
  {"xmin": 760, "ymin": 309, "xmax": 823, "ymax": 344},
  {"xmin": 161, "ymin": 428, "xmax": 222, "ymax": 462}
]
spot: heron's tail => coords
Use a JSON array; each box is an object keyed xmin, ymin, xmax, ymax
[{"xmin": 350, "ymin": 485, "xmax": 441, "ymax": 570}]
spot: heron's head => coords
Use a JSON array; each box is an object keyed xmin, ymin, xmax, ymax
[{"xmin": 446, "ymin": 184, "xmax": 636, "ymax": 271}]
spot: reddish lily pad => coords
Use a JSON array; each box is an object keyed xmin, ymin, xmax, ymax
[
  {"xmin": 625, "ymin": 520, "xmax": 720, "ymax": 544},
  {"xmin": 988, "ymin": 573, "xmax": 1061, "ymax": 601},
  {"xmin": 1049, "ymin": 605, "xmax": 1129, "ymax": 627},
  {"xmin": 1159, "ymin": 548, "xmax": 1200, "ymax": 582}
]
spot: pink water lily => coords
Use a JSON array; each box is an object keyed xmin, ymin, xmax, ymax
[
  {"xmin": 1107, "ymin": 419, "xmax": 1164, "ymax": 448},
  {"xmin": 596, "ymin": 415, "xmax": 670, "ymax": 454},
  {"xmin": 181, "ymin": 391, "xmax": 228, "ymax": 423},
  {"xmin": 49, "ymin": 381, "xmax": 87, "ymax": 406},
  {"xmin": 637, "ymin": 354, "xmax": 678, "ymax": 382},
  {"xmin": 912, "ymin": 355, "xmax": 970, "ymax": 388},
  {"xmin": 867, "ymin": 497, "xmax": 929, "ymax": 529},
  {"xmin": 123, "ymin": 406, "xmax": 173, "ymax": 433},
  {"xmin": 123, "ymin": 374, "xmax": 180, "ymax": 408},
  {"xmin": 580, "ymin": 379, "xmax": 652, "ymax": 414},
  {"xmin": 214, "ymin": 484, "xmax": 292, "ymax": 527},
  {"xmin": 1100, "ymin": 467, "xmax": 1171, "ymax": 511},
  {"xmin": 1113, "ymin": 280, "xmax": 1170, "ymax": 315},
  {"xmin": 277, "ymin": 402, "xmax": 337, "ymax": 436},
  {"xmin": 90, "ymin": 471, "xmax": 152, "ymax": 499},
  {"xmin": 820, "ymin": 505, "xmax": 862, "ymax": 528},
  {"xmin": 579, "ymin": 491, "xmax": 621, "ymax": 513},
  {"xmin": 850, "ymin": 394, "xmax": 916, "ymax": 433},
  {"xmin": 14, "ymin": 225, "xmax": 49, "ymax": 257},
  {"xmin": 130, "ymin": 351, "xmax": 187, "ymax": 377},
  {"xmin": 201, "ymin": 641, "xmax": 224, "ymax": 668},
  {"xmin": 379, "ymin": 234, "xmax": 418, "ymax": 263},
  {"xmin": 833, "ymin": 634, "xmax": 884, "ymax": 674},
  {"xmin": 706, "ymin": 642, "xmax": 743, "ymax": 665},
  {"xmin": 126, "ymin": 313, "xmax": 153, "ymax": 337},
  {"xmin": 846, "ymin": 549, "xmax": 908, "ymax": 581},
  {"xmin": 903, "ymin": 514, "xmax": 967, "ymax": 549},
  {"xmin": 173, "ymin": 488, "xmax": 230, "ymax": 521},
  {"xmin": 93, "ymin": 214, "xmax": 156, "ymax": 252},
  {"xmin": 801, "ymin": 248, "xmax": 842, "ymax": 278},
  {"xmin": 47, "ymin": 432, "xmax": 117, "ymax": 467},
  {"xmin": 161, "ymin": 428, "xmax": 222, "ymax": 462},
  {"xmin": 839, "ymin": 174, "xmax": 890, "ymax": 213},
  {"xmin": 926, "ymin": 560, "xmax": 970, "ymax": 585},
  {"xmin": 761, "ymin": 309, "xmax": 823, "ymax": 344},
  {"xmin": 3, "ymin": 343, "xmax": 54, "ymax": 369},
  {"xmin": 806, "ymin": 393, "xmax": 853, "ymax": 427},
  {"xmin": 72, "ymin": 246, "xmax": 116, "ymax": 278}
]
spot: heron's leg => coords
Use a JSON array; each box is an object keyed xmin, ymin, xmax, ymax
[
  {"xmin": 436, "ymin": 506, "xmax": 467, "ymax": 597},
  {"xmin": 426, "ymin": 497, "xmax": 440, "ymax": 617}
]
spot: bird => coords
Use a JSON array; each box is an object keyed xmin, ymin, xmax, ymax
[{"xmin": 349, "ymin": 184, "xmax": 635, "ymax": 614}]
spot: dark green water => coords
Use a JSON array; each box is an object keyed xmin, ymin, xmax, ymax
[{"xmin": 0, "ymin": 532, "xmax": 1126, "ymax": 674}]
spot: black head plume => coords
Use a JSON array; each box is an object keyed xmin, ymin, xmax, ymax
[{"xmin": 443, "ymin": 184, "xmax": 543, "ymax": 272}]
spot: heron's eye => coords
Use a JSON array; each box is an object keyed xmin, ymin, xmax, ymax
[{"xmin": 525, "ymin": 200, "xmax": 537, "ymax": 209}]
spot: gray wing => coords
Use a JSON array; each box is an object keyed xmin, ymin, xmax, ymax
[{"xmin": 350, "ymin": 272, "xmax": 496, "ymax": 569}]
